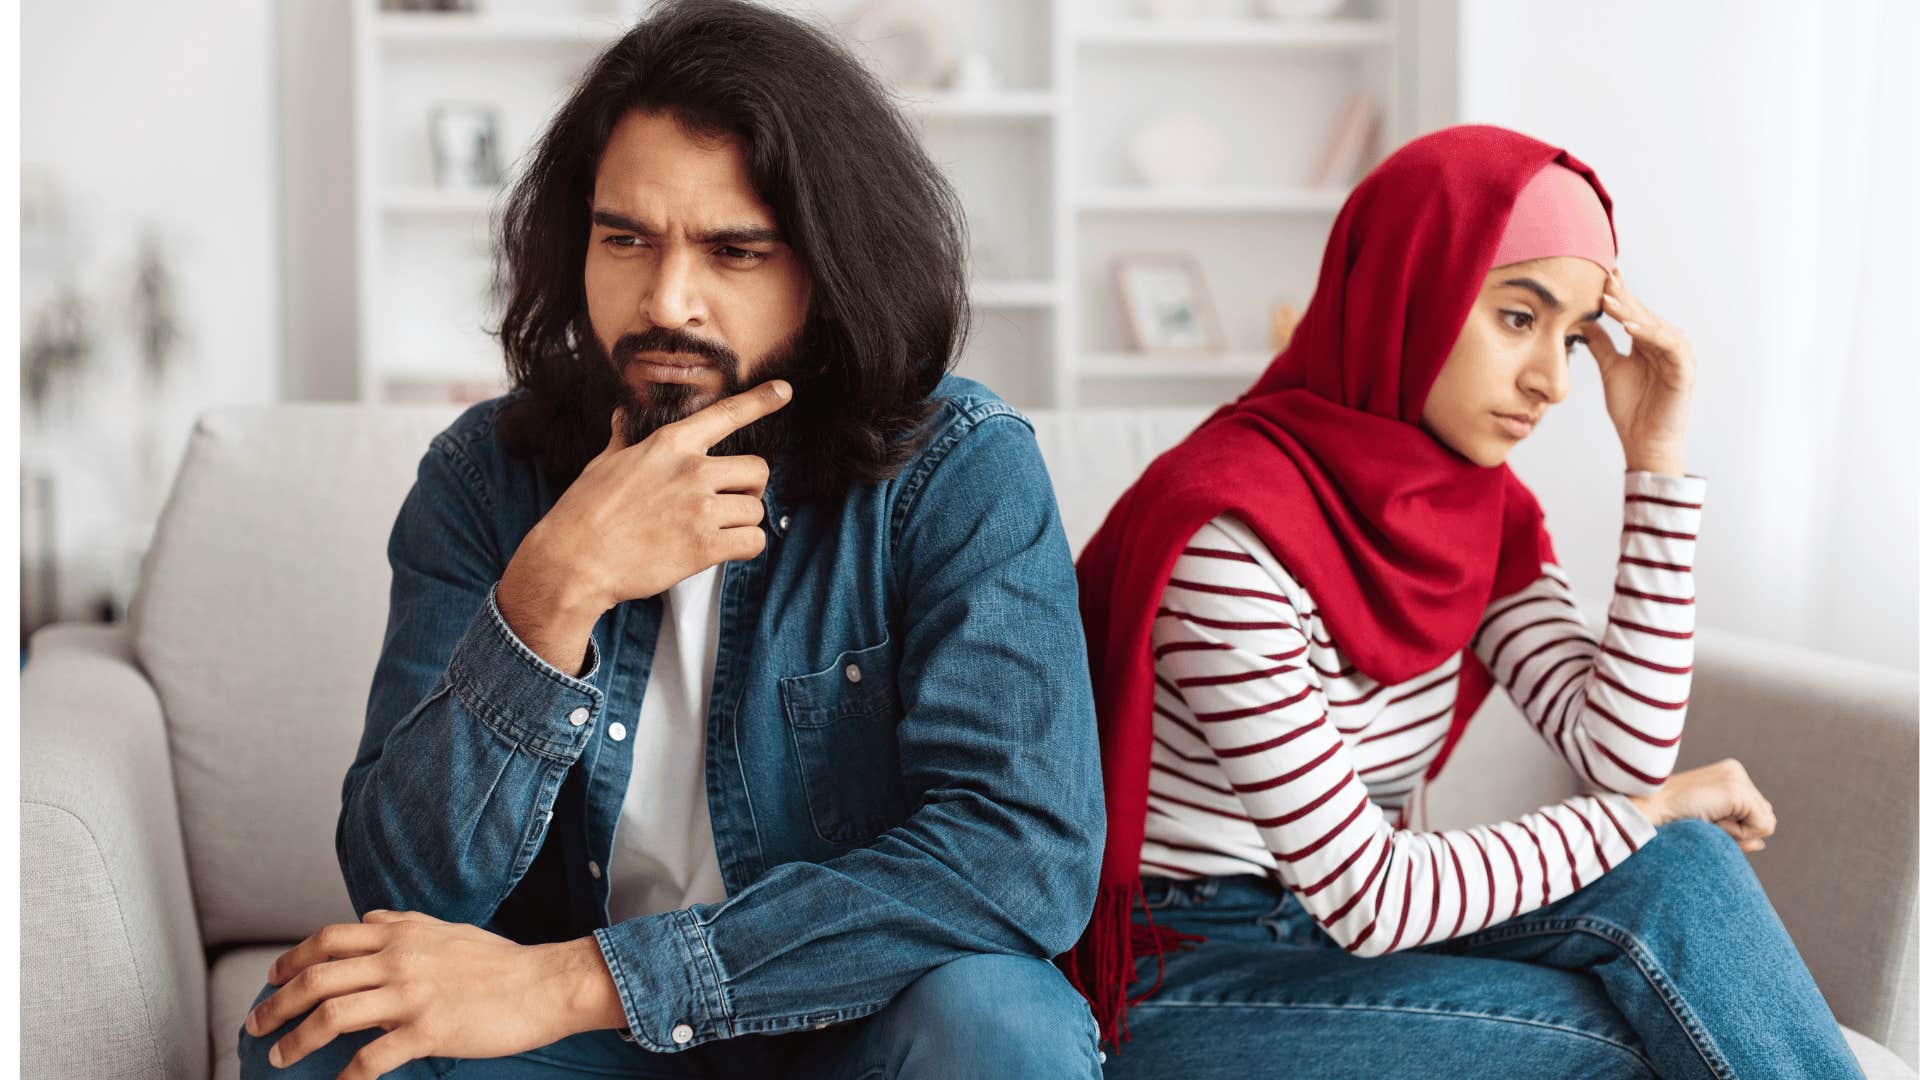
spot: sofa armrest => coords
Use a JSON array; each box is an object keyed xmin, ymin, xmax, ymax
[
  {"xmin": 22, "ymin": 623, "xmax": 209, "ymax": 1080},
  {"xmin": 1678, "ymin": 631, "xmax": 1918, "ymax": 1068}
]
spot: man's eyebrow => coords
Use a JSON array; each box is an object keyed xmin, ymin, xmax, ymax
[
  {"xmin": 1500, "ymin": 276, "xmax": 1604, "ymax": 323},
  {"xmin": 589, "ymin": 209, "xmax": 782, "ymax": 246}
]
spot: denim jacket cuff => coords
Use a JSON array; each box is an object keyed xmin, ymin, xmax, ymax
[
  {"xmin": 593, "ymin": 911, "xmax": 731, "ymax": 1052},
  {"xmin": 443, "ymin": 583, "xmax": 605, "ymax": 762}
]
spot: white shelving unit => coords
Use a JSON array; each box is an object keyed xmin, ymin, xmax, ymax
[{"xmin": 351, "ymin": 0, "xmax": 1453, "ymax": 408}]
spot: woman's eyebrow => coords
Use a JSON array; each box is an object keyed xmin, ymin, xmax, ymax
[{"xmin": 1500, "ymin": 276, "xmax": 1602, "ymax": 322}]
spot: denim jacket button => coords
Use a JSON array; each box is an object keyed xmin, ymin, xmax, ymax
[
  {"xmin": 608, "ymin": 721, "xmax": 628, "ymax": 742},
  {"xmin": 567, "ymin": 706, "xmax": 590, "ymax": 727},
  {"xmin": 587, "ymin": 860, "xmax": 602, "ymax": 879},
  {"xmin": 671, "ymin": 1023, "xmax": 694, "ymax": 1045},
  {"xmin": 778, "ymin": 514, "xmax": 792, "ymax": 531},
  {"xmin": 845, "ymin": 663, "xmax": 862, "ymax": 683}
]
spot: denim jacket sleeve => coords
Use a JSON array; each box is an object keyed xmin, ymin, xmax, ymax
[
  {"xmin": 592, "ymin": 407, "xmax": 1107, "ymax": 1051},
  {"xmin": 336, "ymin": 428, "xmax": 605, "ymax": 922}
]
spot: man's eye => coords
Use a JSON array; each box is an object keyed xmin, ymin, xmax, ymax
[{"xmin": 718, "ymin": 247, "xmax": 766, "ymax": 264}]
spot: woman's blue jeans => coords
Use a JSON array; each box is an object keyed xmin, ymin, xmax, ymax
[{"xmin": 1104, "ymin": 819, "xmax": 1863, "ymax": 1079}]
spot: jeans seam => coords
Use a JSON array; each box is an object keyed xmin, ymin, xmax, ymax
[
  {"xmin": 1444, "ymin": 916, "xmax": 1735, "ymax": 1080},
  {"xmin": 1126, "ymin": 999, "xmax": 1655, "ymax": 1073}
]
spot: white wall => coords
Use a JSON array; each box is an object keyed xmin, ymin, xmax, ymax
[
  {"xmin": 1458, "ymin": 0, "xmax": 1917, "ymax": 671},
  {"xmin": 278, "ymin": 0, "xmax": 361, "ymax": 402},
  {"xmin": 21, "ymin": 0, "xmax": 280, "ymax": 620}
]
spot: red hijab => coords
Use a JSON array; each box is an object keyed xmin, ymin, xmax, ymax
[{"xmin": 1062, "ymin": 125, "xmax": 1618, "ymax": 1045}]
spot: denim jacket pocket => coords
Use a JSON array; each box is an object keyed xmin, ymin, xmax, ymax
[{"xmin": 778, "ymin": 635, "xmax": 910, "ymax": 845}]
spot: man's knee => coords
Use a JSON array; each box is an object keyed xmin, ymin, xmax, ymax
[{"xmin": 886, "ymin": 954, "xmax": 1101, "ymax": 1077}]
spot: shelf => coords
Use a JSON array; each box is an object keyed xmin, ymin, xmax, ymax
[
  {"xmin": 970, "ymin": 279, "xmax": 1057, "ymax": 308},
  {"xmin": 904, "ymin": 91, "xmax": 1057, "ymax": 121},
  {"xmin": 1076, "ymin": 18, "xmax": 1391, "ymax": 50},
  {"xmin": 1077, "ymin": 186, "xmax": 1347, "ymax": 213},
  {"xmin": 1078, "ymin": 352, "xmax": 1273, "ymax": 380},
  {"xmin": 374, "ymin": 11, "xmax": 624, "ymax": 45}
]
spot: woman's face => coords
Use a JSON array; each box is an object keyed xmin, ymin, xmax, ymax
[{"xmin": 1421, "ymin": 256, "xmax": 1608, "ymax": 467}]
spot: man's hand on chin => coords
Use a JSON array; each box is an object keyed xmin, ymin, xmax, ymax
[{"xmin": 243, "ymin": 909, "xmax": 627, "ymax": 1078}]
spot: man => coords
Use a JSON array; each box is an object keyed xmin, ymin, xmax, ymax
[{"xmin": 236, "ymin": 2, "xmax": 1103, "ymax": 1076}]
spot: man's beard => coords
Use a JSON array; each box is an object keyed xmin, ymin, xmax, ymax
[{"xmin": 604, "ymin": 323, "xmax": 809, "ymax": 460}]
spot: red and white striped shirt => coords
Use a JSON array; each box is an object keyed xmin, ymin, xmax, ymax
[{"xmin": 1142, "ymin": 471, "xmax": 1706, "ymax": 956}]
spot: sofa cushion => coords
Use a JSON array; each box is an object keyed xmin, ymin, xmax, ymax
[
  {"xmin": 208, "ymin": 945, "xmax": 283, "ymax": 1080},
  {"xmin": 131, "ymin": 405, "xmax": 460, "ymax": 946}
]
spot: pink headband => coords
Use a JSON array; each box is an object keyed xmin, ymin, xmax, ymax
[{"xmin": 1490, "ymin": 162, "xmax": 1617, "ymax": 272}]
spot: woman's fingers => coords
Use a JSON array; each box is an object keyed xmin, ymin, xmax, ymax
[
  {"xmin": 1607, "ymin": 267, "xmax": 1652, "ymax": 321},
  {"xmin": 1583, "ymin": 317, "xmax": 1625, "ymax": 375}
]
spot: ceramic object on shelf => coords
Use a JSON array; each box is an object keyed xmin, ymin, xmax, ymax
[
  {"xmin": 844, "ymin": 0, "xmax": 954, "ymax": 92},
  {"xmin": 947, "ymin": 51, "xmax": 999, "ymax": 97},
  {"xmin": 1127, "ymin": 112, "xmax": 1229, "ymax": 189}
]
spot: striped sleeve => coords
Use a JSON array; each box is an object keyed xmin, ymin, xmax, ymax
[
  {"xmin": 1472, "ymin": 471, "xmax": 1707, "ymax": 797},
  {"xmin": 1153, "ymin": 517, "xmax": 1656, "ymax": 957}
]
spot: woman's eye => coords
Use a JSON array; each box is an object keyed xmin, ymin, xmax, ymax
[
  {"xmin": 1501, "ymin": 310, "xmax": 1534, "ymax": 331},
  {"xmin": 1566, "ymin": 334, "xmax": 1587, "ymax": 352}
]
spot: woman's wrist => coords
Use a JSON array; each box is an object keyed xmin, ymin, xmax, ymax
[
  {"xmin": 1624, "ymin": 447, "xmax": 1687, "ymax": 477},
  {"xmin": 1626, "ymin": 790, "xmax": 1667, "ymax": 828}
]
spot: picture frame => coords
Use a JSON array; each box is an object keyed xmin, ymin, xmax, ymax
[
  {"xmin": 428, "ymin": 102, "xmax": 503, "ymax": 190},
  {"xmin": 1113, "ymin": 253, "xmax": 1224, "ymax": 354}
]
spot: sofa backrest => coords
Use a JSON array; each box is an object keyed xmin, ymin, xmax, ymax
[{"xmin": 130, "ymin": 402, "xmax": 1573, "ymax": 947}]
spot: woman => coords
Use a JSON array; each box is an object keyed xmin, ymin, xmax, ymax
[{"xmin": 1064, "ymin": 125, "xmax": 1864, "ymax": 1079}]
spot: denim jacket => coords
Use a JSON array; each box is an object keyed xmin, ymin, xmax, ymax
[{"xmin": 337, "ymin": 374, "xmax": 1104, "ymax": 1053}]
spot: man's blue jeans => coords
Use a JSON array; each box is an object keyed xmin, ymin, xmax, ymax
[
  {"xmin": 1105, "ymin": 819, "xmax": 1863, "ymax": 1079},
  {"xmin": 238, "ymin": 952, "xmax": 1100, "ymax": 1078}
]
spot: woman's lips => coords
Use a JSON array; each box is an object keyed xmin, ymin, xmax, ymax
[{"xmin": 1493, "ymin": 412, "xmax": 1535, "ymax": 438}]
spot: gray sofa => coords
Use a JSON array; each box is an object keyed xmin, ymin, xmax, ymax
[{"xmin": 21, "ymin": 404, "xmax": 1919, "ymax": 1078}]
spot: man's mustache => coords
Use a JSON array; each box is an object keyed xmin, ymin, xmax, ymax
[{"xmin": 612, "ymin": 329, "xmax": 738, "ymax": 370}]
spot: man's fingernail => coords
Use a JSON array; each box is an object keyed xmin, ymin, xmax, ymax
[
  {"xmin": 771, "ymin": 380, "xmax": 791, "ymax": 399},
  {"xmin": 244, "ymin": 1010, "xmax": 256, "ymax": 1036},
  {"xmin": 269, "ymin": 1044, "xmax": 284, "ymax": 1067}
]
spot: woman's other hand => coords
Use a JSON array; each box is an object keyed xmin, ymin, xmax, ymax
[{"xmin": 1628, "ymin": 758, "xmax": 1776, "ymax": 853}]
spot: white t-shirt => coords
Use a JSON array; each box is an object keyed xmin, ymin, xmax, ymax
[{"xmin": 606, "ymin": 565, "xmax": 729, "ymax": 923}]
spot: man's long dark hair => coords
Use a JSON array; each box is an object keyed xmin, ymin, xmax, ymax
[{"xmin": 492, "ymin": 0, "xmax": 969, "ymax": 502}]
